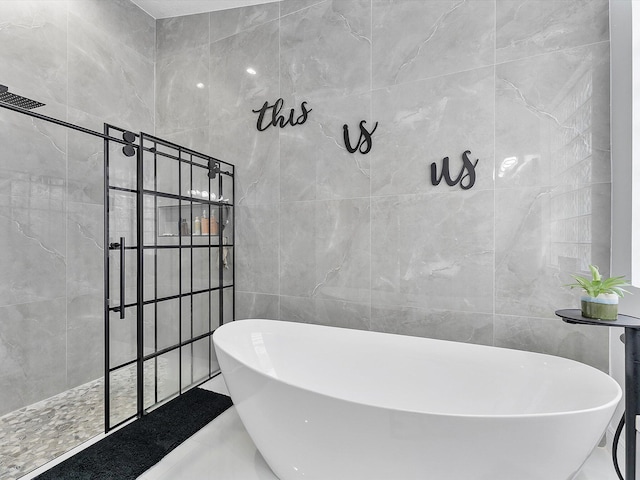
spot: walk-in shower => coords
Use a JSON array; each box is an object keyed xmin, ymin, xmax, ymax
[{"xmin": 0, "ymin": 90, "xmax": 234, "ymax": 479}]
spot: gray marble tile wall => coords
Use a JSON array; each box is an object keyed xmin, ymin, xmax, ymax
[
  {"xmin": 0, "ymin": 0, "xmax": 155, "ymax": 416},
  {"xmin": 0, "ymin": 0, "xmax": 611, "ymax": 420},
  {"xmin": 155, "ymin": 0, "xmax": 612, "ymax": 372}
]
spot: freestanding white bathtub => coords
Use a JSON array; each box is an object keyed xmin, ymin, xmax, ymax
[{"xmin": 213, "ymin": 319, "xmax": 621, "ymax": 480}]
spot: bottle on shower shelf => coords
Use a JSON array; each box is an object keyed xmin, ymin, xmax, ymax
[
  {"xmin": 180, "ymin": 218, "xmax": 190, "ymax": 236},
  {"xmin": 210, "ymin": 212, "xmax": 219, "ymax": 235},
  {"xmin": 202, "ymin": 210, "xmax": 209, "ymax": 235},
  {"xmin": 194, "ymin": 216, "xmax": 201, "ymax": 235}
]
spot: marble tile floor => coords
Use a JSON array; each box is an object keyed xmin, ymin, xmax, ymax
[{"xmin": 20, "ymin": 374, "xmax": 620, "ymax": 479}]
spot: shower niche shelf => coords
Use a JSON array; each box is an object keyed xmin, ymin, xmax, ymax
[{"xmin": 156, "ymin": 202, "xmax": 233, "ymax": 244}]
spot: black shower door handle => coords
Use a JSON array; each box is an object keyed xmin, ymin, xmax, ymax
[{"xmin": 119, "ymin": 237, "xmax": 125, "ymax": 319}]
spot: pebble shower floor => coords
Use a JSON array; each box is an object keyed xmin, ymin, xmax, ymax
[
  {"xmin": 0, "ymin": 377, "xmax": 107, "ymax": 479},
  {"xmin": 0, "ymin": 362, "xmax": 173, "ymax": 479}
]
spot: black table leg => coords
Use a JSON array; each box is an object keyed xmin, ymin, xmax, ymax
[
  {"xmin": 625, "ymin": 327, "xmax": 640, "ymax": 480},
  {"xmin": 554, "ymin": 310, "xmax": 640, "ymax": 479}
]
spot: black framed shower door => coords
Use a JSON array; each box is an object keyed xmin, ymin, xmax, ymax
[{"xmin": 104, "ymin": 125, "xmax": 235, "ymax": 431}]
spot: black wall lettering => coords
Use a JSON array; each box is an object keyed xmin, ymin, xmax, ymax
[
  {"xmin": 343, "ymin": 120, "xmax": 379, "ymax": 154},
  {"xmin": 458, "ymin": 150, "xmax": 478, "ymax": 190},
  {"xmin": 252, "ymin": 102, "xmax": 476, "ymax": 182},
  {"xmin": 252, "ymin": 98, "xmax": 312, "ymax": 131},
  {"xmin": 431, "ymin": 150, "xmax": 479, "ymax": 190},
  {"xmin": 252, "ymin": 101, "xmax": 272, "ymax": 132},
  {"xmin": 296, "ymin": 102, "xmax": 312, "ymax": 125}
]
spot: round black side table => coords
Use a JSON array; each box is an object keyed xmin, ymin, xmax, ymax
[{"xmin": 556, "ymin": 309, "xmax": 640, "ymax": 480}]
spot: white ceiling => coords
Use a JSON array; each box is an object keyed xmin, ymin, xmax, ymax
[{"xmin": 130, "ymin": 0, "xmax": 280, "ymax": 19}]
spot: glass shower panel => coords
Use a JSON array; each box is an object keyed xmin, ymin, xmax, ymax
[
  {"xmin": 142, "ymin": 248, "xmax": 155, "ymax": 302},
  {"xmin": 142, "ymin": 195, "xmax": 155, "ymax": 247},
  {"xmin": 221, "ymin": 165, "xmax": 234, "ymax": 204},
  {"xmin": 180, "ymin": 153, "xmax": 193, "ymax": 199},
  {"xmin": 216, "ymin": 204, "xmax": 233, "ymax": 246},
  {"xmin": 143, "ymin": 359, "xmax": 155, "ymax": 410},
  {"xmin": 107, "ymin": 189, "xmax": 135, "ymax": 236},
  {"xmin": 108, "ymin": 309, "xmax": 137, "ymax": 368},
  {"xmin": 180, "ymin": 346, "xmax": 192, "ymax": 391},
  {"xmin": 188, "ymin": 163, "xmax": 211, "ymax": 201},
  {"xmin": 109, "ymin": 363, "xmax": 138, "ymax": 427},
  {"xmin": 191, "ymin": 247, "xmax": 210, "ymax": 292},
  {"xmin": 180, "ymin": 294, "xmax": 192, "ymax": 343},
  {"xmin": 155, "ymin": 349, "xmax": 180, "ymax": 403},
  {"xmin": 156, "ymin": 298, "xmax": 181, "ymax": 351},
  {"xmin": 181, "ymin": 337, "xmax": 210, "ymax": 390},
  {"xmin": 216, "ymin": 246, "xmax": 234, "ymax": 287},
  {"xmin": 142, "ymin": 303, "xmax": 155, "ymax": 357},
  {"xmin": 223, "ymin": 287, "xmax": 234, "ymax": 325},
  {"xmin": 0, "ymin": 107, "xmax": 112, "ymax": 477},
  {"xmin": 197, "ymin": 337, "xmax": 212, "ymax": 389},
  {"xmin": 191, "ymin": 292, "xmax": 210, "ymax": 338},
  {"xmin": 106, "ymin": 131, "xmax": 234, "ymax": 432},
  {"xmin": 155, "ymin": 150, "xmax": 179, "ymax": 197},
  {"xmin": 155, "ymin": 248, "xmax": 179, "ymax": 299},
  {"xmin": 108, "ymin": 140, "xmax": 137, "ymax": 192},
  {"xmin": 143, "ymin": 299, "xmax": 181, "ymax": 356},
  {"xmin": 180, "ymin": 292, "xmax": 212, "ymax": 343},
  {"xmin": 142, "ymin": 144, "xmax": 155, "ymax": 192},
  {"xmin": 142, "ymin": 349, "xmax": 180, "ymax": 409},
  {"xmin": 210, "ymin": 288, "xmax": 221, "ymax": 328},
  {"xmin": 180, "ymin": 245, "xmax": 192, "ymax": 295}
]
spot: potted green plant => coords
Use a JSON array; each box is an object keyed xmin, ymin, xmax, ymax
[{"xmin": 566, "ymin": 265, "xmax": 630, "ymax": 320}]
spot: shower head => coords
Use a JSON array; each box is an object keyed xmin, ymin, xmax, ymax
[{"xmin": 0, "ymin": 84, "xmax": 46, "ymax": 110}]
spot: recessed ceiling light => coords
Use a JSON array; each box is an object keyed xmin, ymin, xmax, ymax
[{"xmin": 196, "ymin": 82, "xmax": 205, "ymax": 89}]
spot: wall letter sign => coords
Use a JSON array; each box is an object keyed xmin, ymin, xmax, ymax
[
  {"xmin": 252, "ymin": 99, "xmax": 379, "ymax": 155},
  {"xmin": 343, "ymin": 120, "xmax": 378, "ymax": 154},
  {"xmin": 430, "ymin": 150, "xmax": 478, "ymax": 190},
  {"xmin": 251, "ymin": 102, "xmax": 477, "ymax": 179},
  {"xmin": 252, "ymin": 98, "xmax": 312, "ymax": 131}
]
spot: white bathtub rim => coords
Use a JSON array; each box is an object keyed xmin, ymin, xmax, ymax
[{"xmin": 213, "ymin": 319, "xmax": 622, "ymax": 420}]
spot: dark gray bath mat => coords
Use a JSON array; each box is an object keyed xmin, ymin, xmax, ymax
[{"xmin": 35, "ymin": 388, "xmax": 233, "ymax": 480}]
